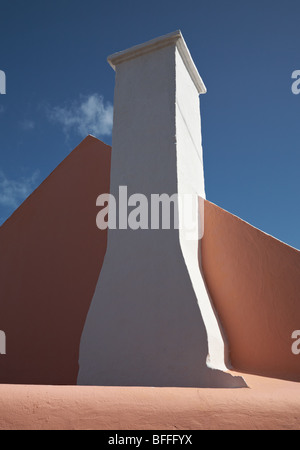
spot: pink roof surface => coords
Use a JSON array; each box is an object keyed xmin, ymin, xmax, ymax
[{"xmin": 0, "ymin": 136, "xmax": 299, "ymax": 429}]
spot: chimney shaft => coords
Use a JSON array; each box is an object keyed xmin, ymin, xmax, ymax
[{"xmin": 78, "ymin": 32, "xmax": 245, "ymax": 388}]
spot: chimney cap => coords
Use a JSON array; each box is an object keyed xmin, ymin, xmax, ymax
[{"xmin": 107, "ymin": 30, "xmax": 207, "ymax": 95}]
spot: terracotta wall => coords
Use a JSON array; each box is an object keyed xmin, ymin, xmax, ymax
[
  {"xmin": 201, "ymin": 199, "xmax": 300, "ymax": 382},
  {"xmin": 1, "ymin": 135, "xmax": 299, "ymax": 385},
  {"xmin": 0, "ymin": 136, "xmax": 111, "ymax": 385}
]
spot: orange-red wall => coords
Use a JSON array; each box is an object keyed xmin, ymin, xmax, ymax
[
  {"xmin": 0, "ymin": 136, "xmax": 111, "ymax": 385},
  {"xmin": 201, "ymin": 200, "xmax": 300, "ymax": 382},
  {"xmin": 1, "ymin": 137, "xmax": 299, "ymax": 385}
]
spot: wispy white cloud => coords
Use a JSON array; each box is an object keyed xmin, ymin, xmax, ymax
[
  {"xmin": 0, "ymin": 170, "xmax": 40, "ymax": 209},
  {"xmin": 47, "ymin": 93, "xmax": 113, "ymax": 139},
  {"xmin": 20, "ymin": 119, "xmax": 35, "ymax": 131}
]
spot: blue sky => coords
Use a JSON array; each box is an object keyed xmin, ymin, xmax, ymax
[{"xmin": 0, "ymin": 0, "xmax": 300, "ymax": 249}]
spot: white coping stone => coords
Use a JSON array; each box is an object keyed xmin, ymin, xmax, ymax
[{"xmin": 107, "ymin": 30, "xmax": 207, "ymax": 95}]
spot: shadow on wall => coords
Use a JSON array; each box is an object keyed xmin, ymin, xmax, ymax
[
  {"xmin": 0, "ymin": 136, "xmax": 111, "ymax": 385},
  {"xmin": 201, "ymin": 199, "xmax": 300, "ymax": 383}
]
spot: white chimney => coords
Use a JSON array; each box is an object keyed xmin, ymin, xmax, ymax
[{"xmin": 78, "ymin": 31, "xmax": 245, "ymax": 388}]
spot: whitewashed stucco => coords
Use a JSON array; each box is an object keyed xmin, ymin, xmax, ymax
[
  {"xmin": 78, "ymin": 31, "xmax": 244, "ymax": 387},
  {"xmin": 175, "ymin": 46, "xmax": 230, "ymax": 371}
]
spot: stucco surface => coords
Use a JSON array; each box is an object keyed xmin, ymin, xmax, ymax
[
  {"xmin": 0, "ymin": 373, "xmax": 298, "ymax": 430},
  {"xmin": 78, "ymin": 38, "xmax": 239, "ymax": 387},
  {"xmin": 0, "ymin": 136, "xmax": 111, "ymax": 385},
  {"xmin": 0, "ymin": 137, "xmax": 299, "ymax": 388},
  {"xmin": 201, "ymin": 199, "xmax": 300, "ymax": 382}
]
